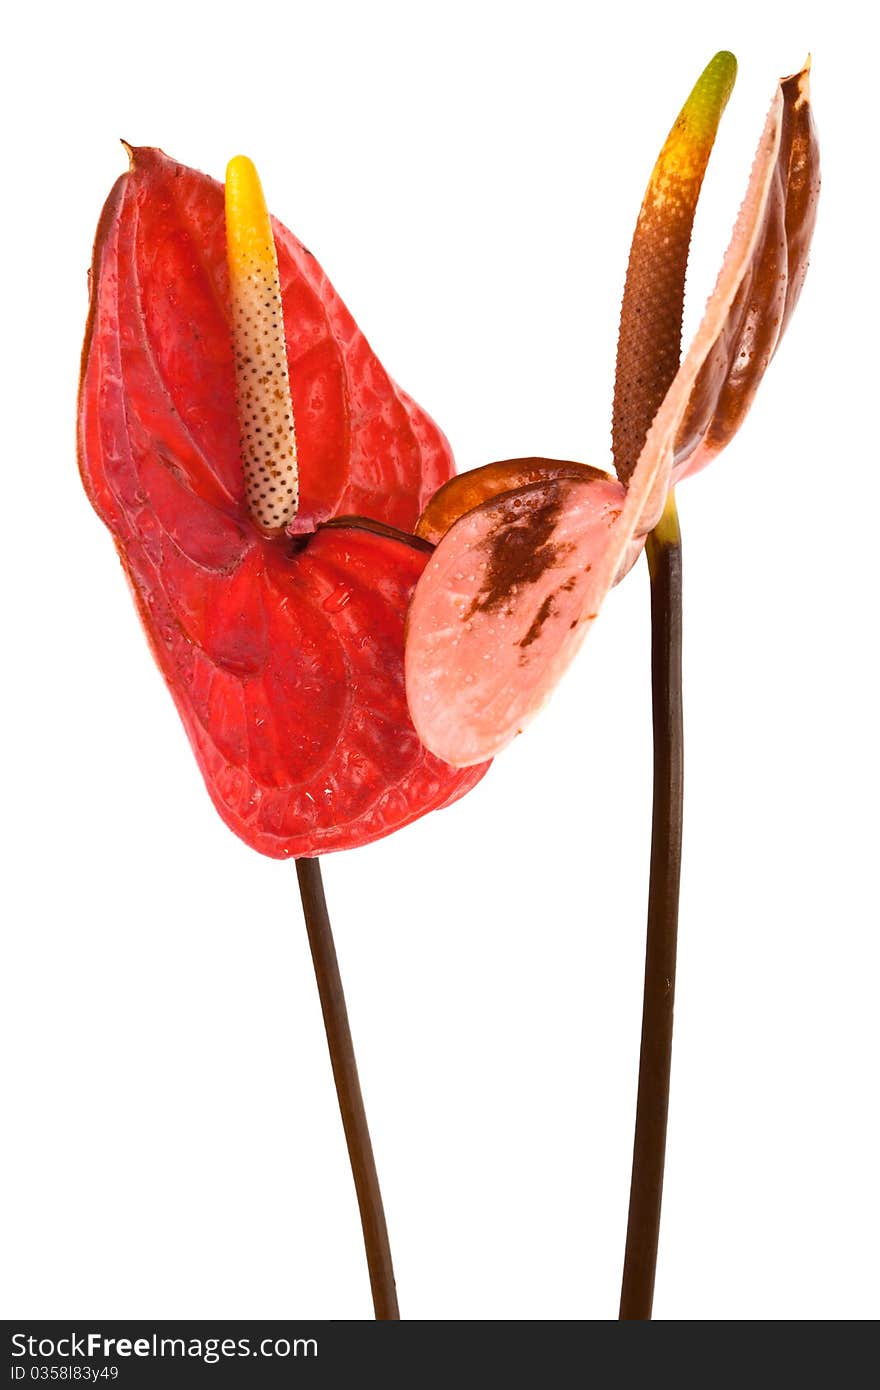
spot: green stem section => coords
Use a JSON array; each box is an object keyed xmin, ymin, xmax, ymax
[
  {"xmin": 296, "ymin": 858, "xmax": 400, "ymax": 1320},
  {"xmin": 619, "ymin": 491, "xmax": 683, "ymax": 1320}
]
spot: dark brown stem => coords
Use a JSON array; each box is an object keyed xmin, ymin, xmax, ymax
[
  {"xmin": 296, "ymin": 857, "xmax": 400, "ymax": 1320},
  {"xmin": 318, "ymin": 514, "xmax": 434, "ymax": 553},
  {"xmin": 619, "ymin": 493, "xmax": 683, "ymax": 1320}
]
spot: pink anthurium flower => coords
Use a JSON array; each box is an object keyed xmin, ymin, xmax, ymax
[
  {"xmin": 408, "ymin": 49, "xmax": 820, "ymax": 1323},
  {"xmin": 406, "ymin": 57, "xmax": 819, "ymax": 768}
]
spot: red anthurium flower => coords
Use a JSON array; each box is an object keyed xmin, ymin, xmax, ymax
[
  {"xmin": 406, "ymin": 58, "xmax": 819, "ymax": 767},
  {"xmin": 78, "ymin": 147, "xmax": 487, "ymax": 857}
]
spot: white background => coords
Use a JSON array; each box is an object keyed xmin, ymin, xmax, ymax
[{"xmin": 2, "ymin": 0, "xmax": 877, "ymax": 1321}]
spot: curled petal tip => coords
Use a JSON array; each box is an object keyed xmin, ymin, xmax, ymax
[
  {"xmin": 118, "ymin": 144, "xmax": 168, "ymax": 173},
  {"xmin": 784, "ymin": 56, "xmax": 812, "ymax": 104},
  {"xmin": 672, "ymin": 53, "xmax": 820, "ymax": 480}
]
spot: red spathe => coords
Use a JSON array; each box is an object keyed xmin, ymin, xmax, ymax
[{"xmin": 79, "ymin": 148, "xmax": 487, "ymax": 857}]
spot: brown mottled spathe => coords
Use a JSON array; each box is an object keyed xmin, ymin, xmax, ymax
[{"xmin": 466, "ymin": 483, "xmax": 574, "ymax": 619}]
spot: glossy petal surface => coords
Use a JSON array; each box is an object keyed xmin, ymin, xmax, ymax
[
  {"xmin": 415, "ymin": 457, "xmax": 612, "ymax": 543},
  {"xmin": 78, "ymin": 148, "xmax": 486, "ymax": 856},
  {"xmin": 406, "ymin": 473, "xmax": 629, "ymax": 765}
]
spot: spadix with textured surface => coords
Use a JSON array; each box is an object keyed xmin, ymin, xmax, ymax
[{"xmin": 225, "ymin": 154, "xmax": 300, "ymax": 533}]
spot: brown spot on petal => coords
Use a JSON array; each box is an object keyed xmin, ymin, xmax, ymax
[
  {"xmin": 519, "ymin": 594, "xmax": 556, "ymax": 651},
  {"xmin": 517, "ymin": 574, "xmax": 579, "ymax": 654},
  {"xmin": 466, "ymin": 484, "xmax": 573, "ymax": 618}
]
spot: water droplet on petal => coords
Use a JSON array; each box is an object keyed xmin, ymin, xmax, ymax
[{"xmin": 323, "ymin": 584, "xmax": 352, "ymax": 613}]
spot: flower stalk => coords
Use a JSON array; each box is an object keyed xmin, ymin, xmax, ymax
[
  {"xmin": 296, "ymin": 859, "xmax": 400, "ymax": 1320},
  {"xmin": 619, "ymin": 490, "xmax": 683, "ymax": 1320}
]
